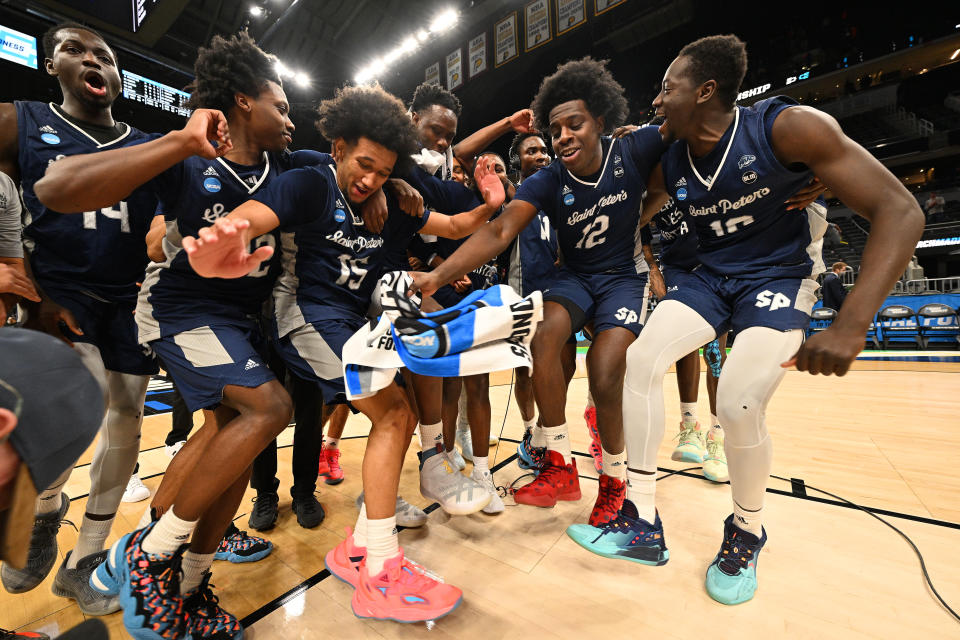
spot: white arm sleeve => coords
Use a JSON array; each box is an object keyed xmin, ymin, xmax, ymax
[{"xmin": 0, "ymin": 172, "xmax": 23, "ymax": 259}]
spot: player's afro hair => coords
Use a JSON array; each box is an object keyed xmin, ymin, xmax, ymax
[
  {"xmin": 186, "ymin": 32, "xmax": 280, "ymax": 113},
  {"xmin": 677, "ymin": 35, "xmax": 747, "ymax": 108},
  {"xmin": 531, "ymin": 57, "xmax": 627, "ymax": 134},
  {"xmin": 410, "ymin": 82, "xmax": 462, "ymax": 117},
  {"xmin": 43, "ymin": 22, "xmax": 115, "ymax": 61},
  {"xmin": 316, "ymin": 84, "xmax": 420, "ymax": 174}
]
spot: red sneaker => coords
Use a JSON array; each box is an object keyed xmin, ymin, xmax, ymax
[
  {"xmin": 513, "ymin": 450, "xmax": 581, "ymax": 507},
  {"xmin": 351, "ymin": 551, "xmax": 462, "ymax": 622},
  {"xmin": 588, "ymin": 474, "xmax": 626, "ymax": 526},
  {"xmin": 325, "ymin": 527, "xmax": 366, "ymax": 588},
  {"xmin": 320, "ymin": 446, "xmax": 344, "ymax": 485},
  {"xmin": 317, "ymin": 448, "xmax": 331, "ymax": 477},
  {"xmin": 584, "ymin": 406, "xmax": 602, "ymax": 474}
]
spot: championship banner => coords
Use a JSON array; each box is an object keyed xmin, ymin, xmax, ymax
[
  {"xmin": 446, "ymin": 48, "xmax": 463, "ymax": 90},
  {"xmin": 556, "ymin": 0, "xmax": 586, "ymax": 35},
  {"xmin": 594, "ymin": 0, "xmax": 626, "ymax": 15},
  {"xmin": 468, "ymin": 32, "xmax": 487, "ymax": 79},
  {"xmin": 425, "ymin": 61, "xmax": 440, "ymax": 85},
  {"xmin": 494, "ymin": 12, "xmax": 519, "ymax": 67},
  {"xmin": 524, "ymin": 0, "xmax": 552, "ymax": 52}
]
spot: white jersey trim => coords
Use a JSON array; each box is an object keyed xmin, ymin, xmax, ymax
[
  {"xmin": 216, "ymin": 152, "xmax": 271, "ymax": 194},
  {"xmin": 686, "ymin": 107, "xmax": 739, "ymax": 191},
  {"xmin": 47, "ymin": 102, "xmax": 132, "ymax": 148},
  {"xmin": 565, "ymin": 137, "xmax": 616, "ymax": 188}
]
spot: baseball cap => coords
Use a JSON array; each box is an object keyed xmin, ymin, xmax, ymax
[{"xmin": 0, "ymin": 328, "xmax": 104, "ymax": 568}]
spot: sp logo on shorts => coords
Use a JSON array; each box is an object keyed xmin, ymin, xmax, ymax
[
  {"xmin": 755, "ymin": 290, "xmax": 792, "ymax": 311},
  {"xmin": 615, "ymin": 307, "xmax": 639, "ymax": 325}
]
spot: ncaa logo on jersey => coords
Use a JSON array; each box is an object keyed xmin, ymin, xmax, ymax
[
  {"xmin": 40, "ymin": 132, "xmax": 60, "ymax": 145},
  {"xmin": 738, "ymin": 154, "xmax": 756, "ymax": 169},
  {"xmin": 742, "ymin": 170, "xmax": 758, "ymax": 184},
  {"xmin": 334, "ymin": 208, "xmax": 346, "ymax": 222},
  {"xmin": 676, "ymin": 187, "xmax": 688, "ymax": 201},
  {"xmin": 203, "ymin": 177, "xmax": 222, "ymax": 192}
]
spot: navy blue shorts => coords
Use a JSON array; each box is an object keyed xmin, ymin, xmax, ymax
[
  {"xmin": 664, "ymin": 266, "xmax": 819, "ymax": 335},
  {"xmin": 150, "ymin": 319, "xmax": 274, "ymax": 412},
  {"xmin": 45, "ymin": 286, "xmax": 158, "ymax": 376},
  {"xmin": 544, "ymin": 267, "xmax": 649, "ymax": 336},
  {"xmin": 275, "ymin": 314, "xmax": 365, "ymax": 406}
]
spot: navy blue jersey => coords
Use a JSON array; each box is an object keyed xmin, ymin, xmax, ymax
[
  {"xmin": 17, "ymin": 101, "xmax": 158, "ymax": 302},
  {"xmin": 252, "ymin": 162, "xmax": 429, "ymax": 336},
  {"xmin": 661, "ymin": 96, "xmax": 826, "ymax": 278},
  {"xmin": 652, "ymin": 196, "xmax": 698, "ymax": 271},
  {"xmin": 508, "ymin": 210, "xmax": 558, "ymax": 293},
  {"xmin": 136, "ymin": 148, "xmax": 329, "ymax": 342},
  {"xmin": 514, "ymin": 126, "xmax": 666, "ymax": 274}
]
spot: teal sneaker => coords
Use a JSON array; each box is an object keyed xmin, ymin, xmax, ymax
[
  {"xmin": 705, "ymin": 514, "xmax": 767, "ymax": 605},
  {"xmin": 566, "ymin": 499, "xmax": 669, "ymax": 566}
]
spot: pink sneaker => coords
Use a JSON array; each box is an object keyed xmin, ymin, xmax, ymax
[
  {"xmin": 325, "ymin": 528, "xmax": 366, "ymax": 588},
  {"xmin": 320, "ymin": 446, "xmax": 344, "ymax": 485},
  {"xmin": 351, "ymin": 551, "xmax": 462, "ymax": 622},
  {"xmin": 584, "ymin": 406, "xmax": 602, "ymax": 473}
]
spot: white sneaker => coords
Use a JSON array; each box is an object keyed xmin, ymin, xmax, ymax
[
  {"xmin": 470, "ymin": 468, "xmax": 504, "ymax": 514},
  {"xmin": 488, "ymin": 434, "xmax": 499, "ymax": 446},
  {"xmin": 354, "ymin": 493, "xmax": 428, "ymax": 528},
  {"xmin": 121, "ymin": 473, "xmax": 150, "ymax": 503},
  {"xmin": 455, "ymin": 425, "xmax": 473, "ymax": 461},
  {"xmin": 446, "ymin": 447, "xmax": 466, "ymax": 471},
  {"xmin": 703, "ymin": 427, "xmax": 729, "ymax": 483},
  {"xmin": 165, "ymin": 440, "xmax": 186, "ymax": 459},
  {"xmin": 419, "ymin": 447, "xmax": 490, "ymax": 515}
]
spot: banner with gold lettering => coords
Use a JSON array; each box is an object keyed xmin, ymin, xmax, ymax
[
  {"xmin": 468, "ymin": 32, "xmax": 487, "ymax": 79},
  {"xmin": 524, "ymin": 0, "xmax": 552, "ymax": 52},
  {"xmin": 494, "ymin": 12, "xmax": 519, "ymax": 67},
  {"xmin": 425, "ymin": 61, "xmax": 440, "ymax": 85},
  {"xmin": 446, "ymin": 48, "xmax": 463, "ymax": 90},
  {"xmin": 594, "ymin": 0, "xmax": 626, "ymax": 15},
  {"xmin": 556, "ymin": 0, "xmax": 586, "ymax": 35}
]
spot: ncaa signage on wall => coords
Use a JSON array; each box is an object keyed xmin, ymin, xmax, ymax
[{"xmin": 0, "ymin": 24, "xmax": 37, "ymax": 69}]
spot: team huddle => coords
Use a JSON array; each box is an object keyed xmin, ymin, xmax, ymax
[{"xmin": 0, "ymin": 20, "xmax": 924, "ymax": 640}]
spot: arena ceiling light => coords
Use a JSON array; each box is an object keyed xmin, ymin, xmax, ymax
[
  {"xmin": 274, "ymin": 60, "xmax": 309, "ymax": 88},
  {"xmin": 353, "ymin": 7, "xmax": 459, "ymax": 85},
  {"xmin": 249, "ymin": 5, "xmax": 264, "ymax": 17}
]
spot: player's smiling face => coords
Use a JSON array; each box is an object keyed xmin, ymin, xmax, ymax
[
  {"xmin": 548, "ymin": 100, "xmax": 604, "ymax": 176},
  {"xmin": 333, "ymin": 136, "xmax": 396, "ymax": 205},
  {"xmin": 45, "ymin": 28, "xmax": 121, "ymax": 109},
  {"xmin": 247, "ymin": 81, "xmax": 294, "ymax": 153},
  {"xmin": 412, "ymin": 104, "xmax": 457, "ymax": 154},
  {"xmin": 654, "ymin": 56, "xmax": 699, "ymax": 144},
  {"xmin": 518, "ymin": 135, "xmax": 549, "ymax": 178}
]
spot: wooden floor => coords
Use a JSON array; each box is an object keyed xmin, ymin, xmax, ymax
[{"xmin": 5, "ymin": 353, "xmax": 960, "ymax": 638}]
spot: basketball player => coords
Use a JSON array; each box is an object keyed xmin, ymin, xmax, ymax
[
  {"xmin": 566, "ymin": 35, "xmax": 924, "ymax": 606},
  {"xmin": 410, "ymin": 58, "xmax": 663, "ymax": 528},
  {"xmin": 0, "ymin": 22, "xmax": 159, "ymax": 615},
  {"xmin": 34, "ymin": 32, "xmax": 325, "ymax": 638},
  {"xmin": 505, "ymin": 131, "xmax": 578, "ymax": 474},
  {"xmin": 181, "ymin": 84, "xmax": 506, "ymax": 622}
]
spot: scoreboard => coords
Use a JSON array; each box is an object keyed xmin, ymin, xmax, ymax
[
  {"xmin": 122, "ymin": 69, "xmax": 191, "ymax": 117},
  {"xmin": 58, "ymin": 0, "xmax": 165, "ymax": 33}
]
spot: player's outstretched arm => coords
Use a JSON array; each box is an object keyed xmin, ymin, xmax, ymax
[
  {"xmin": 773, "ymin": 106, "xmax": 924, "ymax": 376},
  {"xmin": 420, "ymin": 156, "xmax": 506, "ymax": 239},
  {"xmin": 454, "ymin": 108, "xmax": 534, "ymax": 172},
  {"xmin": 34, "ymin": 108, "xmax": 232, "ymax": 212},
  {"xmin": 182, "ymin": 202, "xmax": 279, "ymax": 279},
  {"xmin": 640, "ymin": 162, "xmax": 670, "ymax": 227}
]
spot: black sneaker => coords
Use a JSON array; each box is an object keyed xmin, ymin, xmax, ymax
[
  {"xmin": 248, "ymin": 491, "xmax": 279, "ymax": 531},
  {"xmin": 1, "ymin": 493, "xmax": 70, "ymax": 593},
  {"xmin": 291, "ymin": 493, "xmax": 325, "ymax": 529},
  {"xmin": 51, "ymin": 550, "xmax": 121, "ymax": 615}
]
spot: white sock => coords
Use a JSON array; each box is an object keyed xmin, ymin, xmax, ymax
[
  {"xmin": 136, "ymin": 506, "xmax": 155, "ymax": 530},
  {"xmin": 530, "ymin": 424, "xmax": 546, "ymax": 448},
  {"xmin": 353, "ymin": 503, "xmax": 368, "ymax": 547},
  {"xmin": 365, "ymin": 516, "xmax": 399, "ymax": 576},
  {"xmin": 418, "ymin": 421, "xmax": 443, "ymax": 449},
  {"xmin": 68, "ymin": 515, "xmax": 114, "ymax": 567},
  {"xmin": 710, "ymin": 413, "xmax": 720, "ymax": 428},
  {"xmin": 324, "ymin": 437, "xmax": 340, "ymax": 449},
  {"xmin": 601, "ymin": 446, "xmax": 626, "ymax": 480},
  {"xmin": 626, "ymin": 469, "xmax": 657, "ymax": 523},
  {"xmin": 680, "ymin": 402, "xmax": 698, "ymax": 425},
  {"xmin": 710, "ymin": 424, "xmax": 724, "ymax": 438},
  {"xmin": 473, "ymin": 456, "xmax": 489, "ymax": 474},
  {"xmin": 522, "ymin": 417, "xmax": 537, "ymax": 434},
  {"xmin": 732, "ymin": 503, "xmax": 764, "ymax": 537},
  {"xmin": 141, "ymin": 509, "xmax": 196, "ymax": 557},
  {"xmin": 34, "ymin": 469, "xmax": 69, "ymax": 515},
  {"xmin": 542, "ymin": 424, "xmax": 572, "ymax": 463},
  {"xmin": 180, "ymin": 551, "xmax": 215, "ymax": 594}
]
